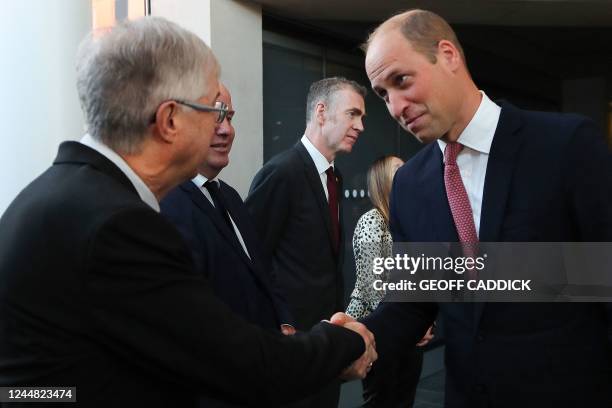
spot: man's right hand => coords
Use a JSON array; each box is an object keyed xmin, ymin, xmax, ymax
[{"xmin": 330, "ymin": 313, "xmax": 377, "ymax": 380}]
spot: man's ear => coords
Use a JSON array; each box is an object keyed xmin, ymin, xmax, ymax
[
  {"xmin": 315, "ymin": 102, "xmax": 326, "ymax": 125},
  {"xmin": 437, "ymin": 40, "xmax": 461, "ymax": 72},
  {"xmin": 153, "ymin": 101, "xmax": 180, "ymax": 143}
]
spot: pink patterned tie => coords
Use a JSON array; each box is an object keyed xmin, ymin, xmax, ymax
[{"xmin": 444, "ymin": 142, "xmax": 479, "ymax": 262}]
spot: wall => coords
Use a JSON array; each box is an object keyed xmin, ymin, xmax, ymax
[
  {"xmin": 211, "ymin": 0, "xmax": 263, "ymax": 198},
  {"xmin": 0, "ymin": 0, "xmax": 92, "ymax": 215}
]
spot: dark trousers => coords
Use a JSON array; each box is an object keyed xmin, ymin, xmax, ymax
[{"xmin": 362, "ymin": 347, "xmax": 423, "ymax": 408}]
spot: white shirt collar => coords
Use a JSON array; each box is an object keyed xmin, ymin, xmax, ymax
[
  {"xmin": 301, "ymin": 135, "xmax": 334, "ymax": 174},
  {"xmin": 80, "ymin": 134, "xmax": 160, "ymax": 212},
  {"xmin": 437, "ymin": 91, "xmax": 501, "ymax": 155},
  {"xmin": 191, "ymin": 174, "xmax": 219, "ymax": 189}
]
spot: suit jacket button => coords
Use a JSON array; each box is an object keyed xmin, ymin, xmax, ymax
[
  {"xmin": 476, "ymin": 332, "xmax": 485, "ymax": 342},
  {"xmin": 474, "ymin": 384, "xmax": 486, "ymax": 393}
]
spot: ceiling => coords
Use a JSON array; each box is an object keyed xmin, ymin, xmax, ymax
[
  {"xmin": 256, "ymin": 0, "xmax": 612, "ymax": 107},
  {"xmin": 252, "ymin": 0, "xmax": 612, "ymax": 27}
]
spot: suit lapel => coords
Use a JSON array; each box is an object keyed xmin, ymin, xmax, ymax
[
  {"xmin": 217, "ymin": 182, "xmax": 290, "ymax": 319},
  {"xmin": 217, "ymin": 182, "xmax": 262, "ymax": 269},
  {"xmin": 480, "ymin": 102, "xmax": 524, "ymax": 242},
  {"xmin": 181, "ymin": 181, "xmax": 253, "ymax": 268},
  {"xmin": 294, "ymin": 143, "xmax": 338, "ymax": 257},
  {"xmin": 474, "ymin": 101, "xmax": 524, "ymax": 325},
  {"xmin": 220, "ymin": 184, "xmax": 282, "ymax": 300},
  {"xmin": 422, "ymin": 144, "xmax": 458, "ymax": 242}
]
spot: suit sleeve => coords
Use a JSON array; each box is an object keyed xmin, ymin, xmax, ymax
[
  {"xmin": 245, "ymin": 162, "xmax": 291, "ymax": 277},
  {"xmin": 564, "ymin": 119, "xmax": 612, "ymax": 344},
  {"xmin": 269, "ymin": 285, "xmax": 295, "ymax": 327},
  {"xmin": 389, "ymin": 172, "xmax": 409, "ymax": 243},
  {"xmin": 362, "ymin": 301, "xmax": 435, "ymax": 363},
  {"xmin": 159, "ymin": 196, "xmax": 206, "ymax": 276},
  {"xmin": 85, "ymin": 208, "xmax": 363, "ymax": 405},
  {"xmin": 237, "ymin": 176, "xmax": 295, "ymax": 325},
  {"xmin": 564, "ymin": 119, "xmax": 612, "ymax": 241},
  {"xmin": 359, "ymin": 175, "xmax": 437, "ymax": 361}
]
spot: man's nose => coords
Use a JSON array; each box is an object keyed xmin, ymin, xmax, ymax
[
  {"xmin": 354, "ymin": 117, "xmax": 364, "ymax": 132},
  {"xmin": 215, "ymin": 121, "xmax": 230, "ymax": 136},
  {"xmin": 388, "ymin": 91, "xmax": 407, "ymax": 121}
]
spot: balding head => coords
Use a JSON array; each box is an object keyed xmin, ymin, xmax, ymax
[{"xmin": 364, "ymin": 9, "xmax": 465, "ymax": 66}]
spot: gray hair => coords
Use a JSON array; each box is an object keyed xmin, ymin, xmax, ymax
[
  {"xmin": 305, "ymin": 77, "xmax": 367, "ymax": 124},
  {"xmin": 76, "ymin": 17, "xmax": 219, "ymax": 154}
]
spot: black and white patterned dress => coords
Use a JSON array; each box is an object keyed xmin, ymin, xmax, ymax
[{"xmin": 346, "ymin": 208, "xmax": 392, "ymax": 319}]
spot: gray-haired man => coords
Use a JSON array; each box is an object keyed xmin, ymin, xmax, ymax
[{"xmin": 0, "ymin": 17, "xmax": 376, "ymax": 407}]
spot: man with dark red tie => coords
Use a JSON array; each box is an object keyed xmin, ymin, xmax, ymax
[
  {"xmin": 334, "ymin": 8, "xmax": 612, "ymax": 408},
  {"xmin": 246, "ymin": 77, "xmax": 366, "ymax": 407}
]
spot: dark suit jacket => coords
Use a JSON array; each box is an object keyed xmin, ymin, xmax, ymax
[
  {"xmin": 0, "ymin": 142, "xmax": 364, "ymax": 408},
  {"xmin": 160, "ymin": 179, "xmax": 293, "ymax": 331},
  {"xmin": 246, "ymin": 142, "xmax": 344, "ymax": 330},
  {"xmin": 364, "ymin": 102, "xmax": 612, "ymax": 408}
]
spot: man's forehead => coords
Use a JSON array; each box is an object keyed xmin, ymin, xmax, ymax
[
  {"xmin": 366, "ymin": 30, "xmax": 414, "ymax": 80},
  {"xmin": 366, "ymin": 50, "xmax": 394, "ymax": 82},
  {"xmin": 366, "ymin": 30, "xmax": 398, "ymax": 64},
  {"xmin": 217, "ymin": 86, "xmax": 234, "ymax": 107},
  {"xmin": 218, "ymin": 91, "xmax": 232, "ymax": 105},
  {"xmin": 207, "ymin": 82, "xmax": 220, "ymax": 102},
  {"xmin": 334, "ymin": 88, "xmax": 364, "ymax": 106},
  {"xmin": 368, "ymin": 10, "xmax": 414, "ymax": 45}
]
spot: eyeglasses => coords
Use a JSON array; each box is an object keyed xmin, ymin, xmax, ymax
[{"xmin": 175, "ymin": 99, "xmax": 229, "ymax": 123}]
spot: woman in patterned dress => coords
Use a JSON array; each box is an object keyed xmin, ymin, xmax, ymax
[{"xmin": 347, "ymin": 155, "xmax": 431, "ymax": 407}]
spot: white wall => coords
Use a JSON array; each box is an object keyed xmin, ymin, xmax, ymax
[
  {"xmin": 152, "ymin": 0, "xmax": 264, "ymax": 198},
  {"xmin": 211, "ymin": 0, "xmax": 263, "ymax": 198},
  {"xmin": 150, "ymin": 0, "xmax": 212, "ymax": 45},
  {"xmin": 0, "ymin": 0, "xmax": 91, "ymax": 215}
]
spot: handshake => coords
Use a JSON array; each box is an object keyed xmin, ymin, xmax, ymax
[
  {"xmin": 328, "ymin": 313, "xmax": 435, "ymax": 380},
  {"xmin": 328, "ymin": 312, "xmax": 377, "ymax": 380}
]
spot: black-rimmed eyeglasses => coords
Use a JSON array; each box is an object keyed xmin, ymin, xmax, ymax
[{"xmin": 175, "ymin": 99, "xmax": 229, "ymax": 123}]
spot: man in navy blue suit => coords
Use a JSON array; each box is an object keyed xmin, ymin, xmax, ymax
[
  {"xmin": 334, "ymin": 9, "xmax": 612, "ymax": 408},
  {"xmin": 160, "ymin": 85, "xmax": 298, "ymax": 407},
  {"xmin": 161, "ymin": 84, "xmax": 295, "ymax": 337}
]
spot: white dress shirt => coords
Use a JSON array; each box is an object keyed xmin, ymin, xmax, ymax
[
  {"xmin": 191, "ymin": 174, "xmax": 251, "ymax": 259},
  {"xmin": 437, "ymin": 91, "xmax": 501, "ymax": 237},
  {"xmin": 301, "ymin": 135, "xmax": 334, "ymax": 201},
  {"xmin": 80, "ymin": 134, "xmax": 160, "ymax": 212}
]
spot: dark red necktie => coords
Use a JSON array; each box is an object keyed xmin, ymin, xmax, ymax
[
  {"xmin": 326, "ymin": 167, "xmax": 340, "ymax": 253},
  {"xmin": 444, "ymin": 142, "xmax": 479, "ymax": 276}
]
